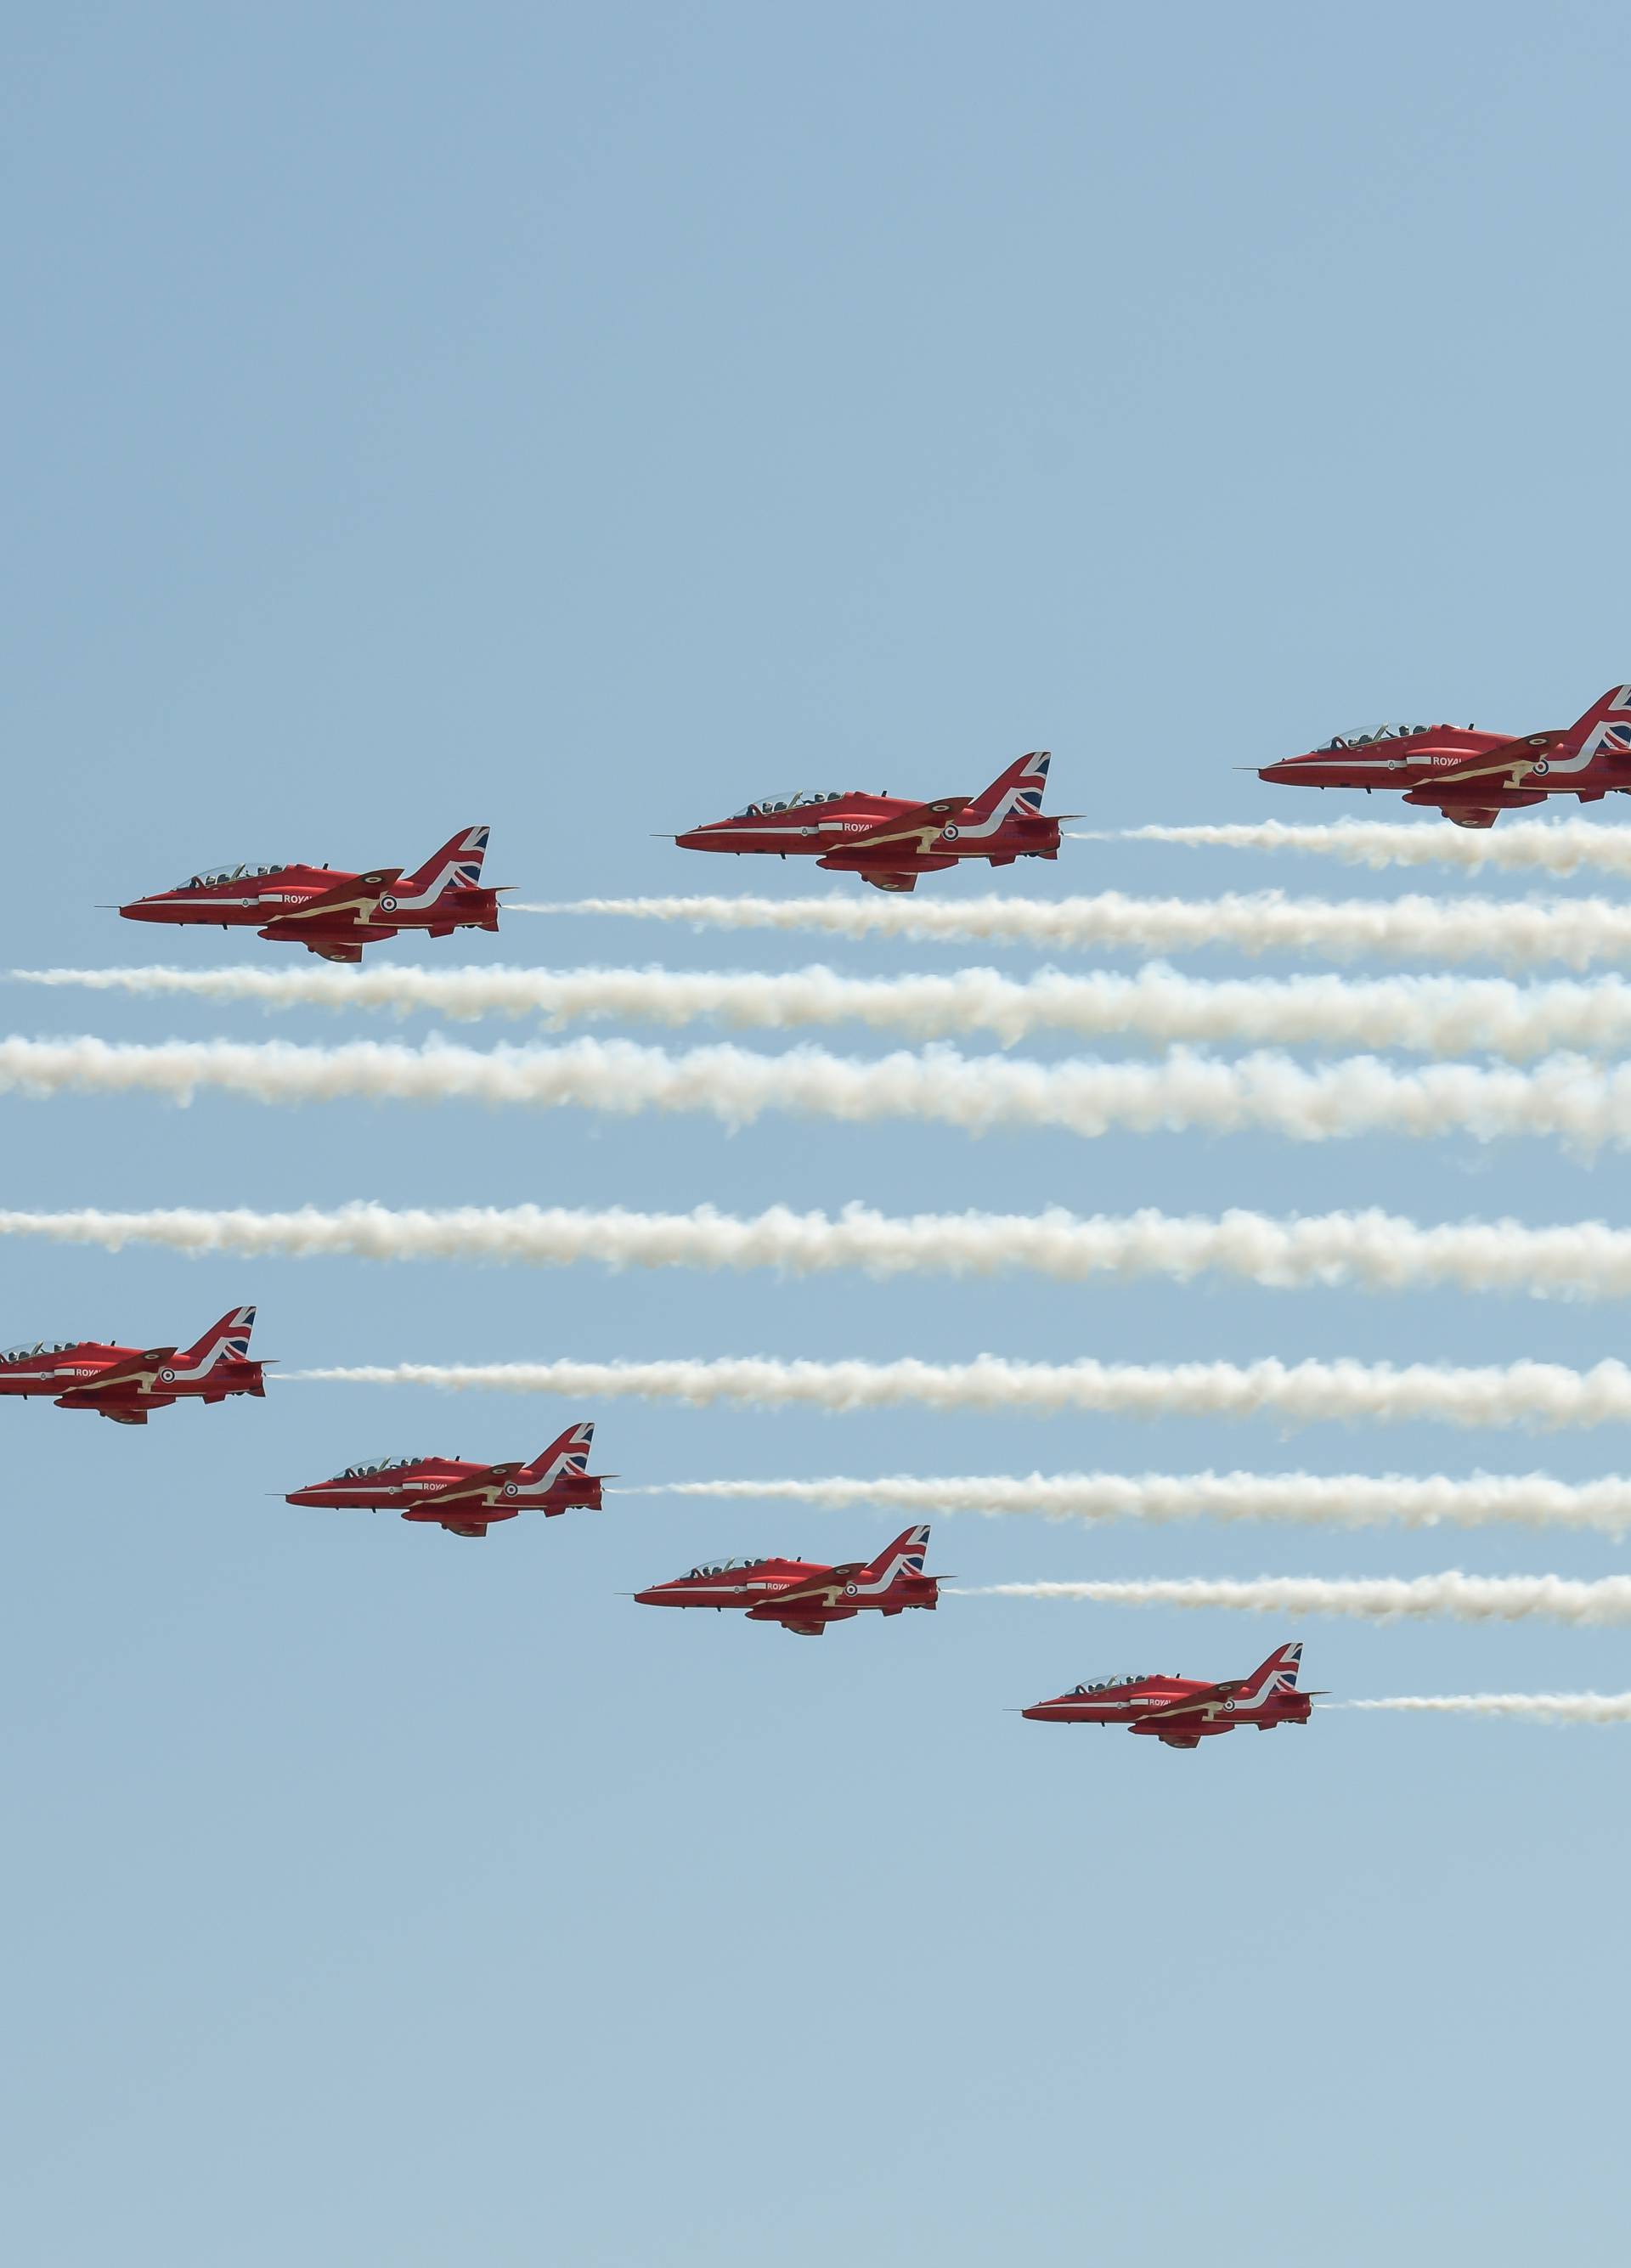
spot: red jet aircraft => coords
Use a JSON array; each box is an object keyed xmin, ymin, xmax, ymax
[
  {"xmin": 672, "ymin": 751, "xmax": 1076, "ymax": 891},
  {"xmin": 0, "ymin": 1306, "xmax": 267, "ymax": 1425},
  {"xmin": 1259, "ymin": 684, "xmax": 1631, "ymax": 829},
  {"xmin": 634, "ymin": 1522, "xmax": 940, "ymax": 1634},
  {"xmin": 285, "ymin": 1423, "xmax": 607, "ymax": 1539},
  {"xmin": 116, "ymin": 826, "xmax": 504, "ymax": 960},
  {"xmin": 1022, "ymin": 1642, "xmax": 1315, "ymax": 1751}
]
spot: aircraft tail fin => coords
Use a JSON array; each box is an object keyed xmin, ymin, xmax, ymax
[
  {"xmin": 962, "ymin": 749, "xmax": 1053, "ymax": 826},
  {"xmin": 174, "ymin": 1305, "xmax": 258, "ymax": 1375},
  {"xmin": 1561, "ymin": 685, "xmax": 1631, "ymax": 766},
  {"xmin": 861, "ymin": 1522, "xmax": 933, "ymax": 1589},
  {"xmin": 394, "ymin": 826, "xmax": 492, "ymax": 908},
  {"xmin": 521, "ymin": 1420, "xmax": 597, "ymax": 1487},
  {"xmin": 1239, "ymin": 1641, "xmax": 1303, "ymax": 1701}
]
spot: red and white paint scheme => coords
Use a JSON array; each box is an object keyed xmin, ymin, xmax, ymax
[
  {"xmin": 1259, "ymin": 685, "xmax": 1631, "ymax": 829},
  {"xmin": 286, "ymin": 1424, "xmax": 607, "ymax": 1539},
  {"xmin": 0, "ymin": 1306, "xmax": 268, "ymax": 1425},
  {"xmin": 1022, "ymin": 1642, "xmax": 1316, "ymax": 1751},
  {"xmin": 672, "ymin": 752, "xmax": 1076, "ymax": 891},
  {"xmin": 116, "ymin": 826, "xmax": 505, "ymax": 961},
  {"xmin": 635, "ymin": 1522, "xmax": 940, "ymax": 1635}
]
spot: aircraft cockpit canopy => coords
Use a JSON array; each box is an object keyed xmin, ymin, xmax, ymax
[
  {"xmin": 173, "ymin": 861, "xmax": 290, "ymax": 890},
  {"xmin": 1071, "ymin": 1673, "xmax": 1160, "ymax": 1695},
  {"xmin": 0, "ymin": 1339, "xmax": 77, "ymax": 1365},
  {"xmin": 338, "ymin": 1453, "xmax": 441, "ymax": 1479},
  {"xmin": 729, "ymin": 791, "xmax": 853, "ymax": 818},
  {"xmin": 686, "ymin": 1555, "xmax": 774, "ymax": 1577},
  {"xmin": 1317, "ymin": 724, "xmax": 1433, "ymax": 751}
]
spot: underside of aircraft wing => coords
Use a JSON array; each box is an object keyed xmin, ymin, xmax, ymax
[{"xmin": 1412, "ymin": 802, "xmax": 1504, "ymax": 829}]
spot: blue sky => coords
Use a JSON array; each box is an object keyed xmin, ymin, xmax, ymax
[{"xmin": 4, "ymin": 4, "xmax": 1631, "ymax": 2261}]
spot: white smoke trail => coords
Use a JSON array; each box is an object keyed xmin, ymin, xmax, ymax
[
  {"xmin": 1113, "ymin": 819, "xmax": 1631, "ymax": 877},
  {"xmin": 956, "ymin": 1574, "xmax": 1631, "ymax": 1624},
  {"xmin": 629, "ymin": 1469, "xmax": 1631, "ymax": 1535},
  {"xmin": 514, "ymin": 890, "xmax": 1631, "ymax": 970},
  {"xmin": 29, "ymin": 960, "xmax": 1631, "ymax": 1061},
  {"xmin": 1338, "ymin": 1693, "xmax": 1631, "ymax": 1722},
  {"xmin": 18, "ymin": 1033, "xmax": 1631, "ymax": 1150},
  {"xmin": 282, "ymin": 1351, "xmax": 1631, "ymax": 1431},
  {"xmin": 14, "ymin": 1198, "xmax": 1631, "ymax": 1302}
]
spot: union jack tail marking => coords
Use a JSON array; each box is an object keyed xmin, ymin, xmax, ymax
[
  {"xmin": 956, "ymin": 751, "xmax": 1053, "ymax": 838},
  {"xmin": 394, "ymin": 827, "xmax": 492, "ymax": 909},
  {"xmin": 861, "ymin": 1522, "xmax": 933, "ymax": 1588},
  {"xmin": 523, "ymin": 1420, "xmax": 597, "ymax": 1487},
  {"xmin": 1239, "ymin": 1640, "xmax": 1301, "ymax": 1701},
  {"xmin": 173, "ymin": 1305, "xmax": 258, "ymax": 1377}
]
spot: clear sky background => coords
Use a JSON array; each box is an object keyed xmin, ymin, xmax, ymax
[{"xmin": 3, "ymin": 5, "xmax": 1630, "ymax": 2262}]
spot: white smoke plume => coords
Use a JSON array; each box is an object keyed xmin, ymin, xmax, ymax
[
  {"xmin": 27, "ymin": 960, "xmax": 1631, "ymax": 1061},
  {"xmin": 13, "ymin": 1197, "xmax": 1631, "ymax": 1302},
  {"xmin": 630, "ymin": 1469, "xmax": 1631, "ymax": 1535},
  {"xmin": 19, "ymin": 1033, "xmax": 1631, "ymax": 1150},
  {"xmin": 283, "ymin": 1350, "xmax": 1631, "ymax": 1431},
  {"xmin": 515, "ymin": 890, "xmax": 1631, "ymax": 971},
  {"xmin": 955, "ymin": 1573, "xmax": 1631, "ymax": 1624},
  {"xmin": 1112, "ymin": 819, "xmax": 1631, "ymax": 877},
  {"xmin": 1337, "ymin": 1693, "xmax": 1631, "ymax": 1722}
]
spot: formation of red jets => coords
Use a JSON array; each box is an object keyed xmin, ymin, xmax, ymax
[
  {"xmin": 0, "ymin": 1312, "xmax": 1313, "ymax": 1744},
  {"xmin": 45, "ymin": 694, "xmax": 1606, "ymax": 1742},
  {"xmin": 103, "ymin": 683, "xmax": 1631, "ymax": 974}
]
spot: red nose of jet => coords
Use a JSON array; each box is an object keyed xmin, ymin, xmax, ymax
[
  {"xmin": 285, "ymin": 1486, "xmax": 340, "ymax": 1509},
  {"xmin": 633, "ymin": 1580, "xmax": 686, "ymax": 1606},
  {"xmin": 116, "ymin": 895, "xmax": 167, "ymax": 921},
  {"xmin": 1258, "ymin": 753, "xmax": 1328, "ymax": 783}
]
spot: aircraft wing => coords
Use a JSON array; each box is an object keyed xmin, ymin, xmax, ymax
[
  {"xmin": 60, "ymin": 1347, "xmax": 176, "ymax": 1397},
  {"xmin": 1433, "ymin": 733, "xmax": 1558, "ymax": 789},
  {"xmin": 769, "ymin": 1561, "xmax": 864, "ymax": 1609},
  {"xmin": 1133, "ymin": 1680, "xmax": 1243, "ymax": 1724},
  {"xmin": 845, "ymin": 797, "xmax": 971, "ymax": 854},
  {"xmin": 272, "ymin": 867, "xmax": 404, "ymax": 925}
]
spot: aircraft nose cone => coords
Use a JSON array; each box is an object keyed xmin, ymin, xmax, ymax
[{"xmin": 1020, "ymin": 1704, "xmax": 1047, "ymax": 1720}]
